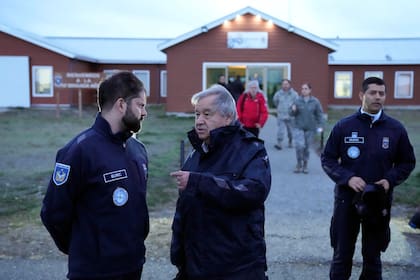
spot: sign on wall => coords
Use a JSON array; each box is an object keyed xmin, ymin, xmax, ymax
[
  {"xmin": 54, "ymin": 72, "xmax": 104, "ymax": 89},
  {"xmin": 227, "ymin": 32, "xmax": 268, "ymax": 49}
]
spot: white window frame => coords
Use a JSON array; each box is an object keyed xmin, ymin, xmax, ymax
[
  {"xmin": 394, "ymin": 71, "xmax": 414, "ymax": 99},
  {"xmin": 334, "ymin": 71, "xmax": 353, "ymax": 99},
  {"xmin": 364, "ymin": 71, "xmax": 383, "ymax": 79},
  {"xmin": 160, "ymin": 70, "xmax": 167, "ymax": 98},
  {"xmin": 32, "ymin": 66, "xmax": 53, "ymax": 97},
  {"xmin": 132, "ymin": 70, "xmax": 150, "ymax": 97}
]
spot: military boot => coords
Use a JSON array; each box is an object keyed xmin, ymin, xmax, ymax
[
  {"xmin": 302, "ymin": 160, "xmax": 308, "ymax": 174},
  {"xmin": 294, "ymin": 161, "xmax": 302, "ymax": 173}
]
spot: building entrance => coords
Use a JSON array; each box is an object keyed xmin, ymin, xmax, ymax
[{"xmin": 204, "ymin": 62, "xmax": 291, "ymax": 107}]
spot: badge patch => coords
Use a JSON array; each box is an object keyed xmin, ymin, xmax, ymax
[
  {"xmin": 347, "ymin": 146, "xmax": 360, "ymax": 159},
  {"xmin": 113, "ymin": 187, "xmax": 128, "ymax": 206},
  {"xmin": 103, "ymin": 169, "xmax": 127, "ymax": 183},
  {"xmin": 53, "ymin": 163, "xmax": 71, "ymax": 186},
  {"xmin": 344, "ymin": 132, "xmax": 364, "ymax": 144},
  {"xmin": 382, "ymin": 137, "xmax": 389, "ymax": 149}
]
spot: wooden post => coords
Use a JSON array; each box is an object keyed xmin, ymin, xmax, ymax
[
  {"xmin": 78, "ymin": 89, "xmax": 83, "ymax": 118},
  {"xmin": 55, "ymin": 91, "xmax": 60, "ymax": 118}
]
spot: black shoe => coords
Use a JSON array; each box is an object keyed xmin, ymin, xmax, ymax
[{"xmin": 274, "ymin": 144, "xmax": 282, "ymax": 150}]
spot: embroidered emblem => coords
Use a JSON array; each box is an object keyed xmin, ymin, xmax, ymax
[
  {"xmin": 103, "ymin": 169, "xmax": 128, "ymax": 183},
  {"xmin": 382, "ymin": 137, "xmax": 389, "ymax": 149},
  {"xmin": 142, "ymin": 163, "xmax": 148, "ymax": 180},
  {"xmin": 347, "ymin": 146, "xmax": 360, "ymax": 159},
  {"xmin": 53, "ymin": 163, "xmax": 71, "ymax": 186},
  {"xmin": 113, "ymin": 187, "xmax": 128, "ymax": 206},
  {"xmin": 344, "ymin": 132, "xmax": 364, "ymax": 144}
]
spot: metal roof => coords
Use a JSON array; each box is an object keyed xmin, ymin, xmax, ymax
[
  {"xmin": 45, "ymin": 37, "xmax": 168, "ymax": 64},
  {"xmin": 158, "ymin": 6, "xmax": 338, "ymax": 51},
  {"xmin": 328, "ymin": 38, "xmax": 420, "ymax": 65}
]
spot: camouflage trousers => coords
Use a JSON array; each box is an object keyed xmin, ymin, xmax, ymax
[{"xmin": 292, "ymin": 128, "xmax": 315, "ymax": 162}]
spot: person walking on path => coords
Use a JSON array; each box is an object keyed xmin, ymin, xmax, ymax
[
  {"xmin": 40, "ymin": 71, "xmax": 150, "ymax": 280},
  {"xmin": 236, "ymin": 80, "xmax": 269, "ymax": 137},
  {"xmin": 289, "ymin": 83, "xmax": 324, "ymax": 173},
  {"xmin": 321, "ymin": 76, "xmax": 416, "ymax": 279},
  {"xmin": 170, "ymin": 84, "xmax": 271, "ymax": 280},
  {"xmin": 272, "ymin": 79, "xmax": 298, "ymax": 150}
]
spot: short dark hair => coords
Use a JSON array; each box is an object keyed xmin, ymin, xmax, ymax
[
  {"xmin": 97, "ymin": 71, "xmax": 145, "ymax": 111},
  {"xmin": 362, "ymin": 77, "xmax": 386, "ymax": 92}
]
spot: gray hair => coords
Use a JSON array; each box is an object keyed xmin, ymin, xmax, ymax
[{"xmin": 191, "ymin": 84, "xmax": 237, "ymax": 121}]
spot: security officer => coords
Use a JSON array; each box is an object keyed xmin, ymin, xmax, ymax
[
  {"xmin": 321, "ymin": 77, "xmax": 416, "ymax": 279},
  {"xmin": 41, "ymin": 71, "xmax": 149, "ymax": 280}
]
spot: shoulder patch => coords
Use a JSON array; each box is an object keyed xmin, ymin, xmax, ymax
[{"xmin": 53, "ymin": 163, "xmax": 71, "ymax": 186}]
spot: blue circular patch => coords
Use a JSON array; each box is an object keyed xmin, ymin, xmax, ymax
[
  {"xmin": 113, "ymin": 187, "xmax": 128, "ymax": 206},
  {"xmin": 347, "ymin": 146, "xmax": 360, "ymax": 159}
]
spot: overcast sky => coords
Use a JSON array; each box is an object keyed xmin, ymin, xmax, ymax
[{"xmin": 1, "ymin": 0, "xmax": 419, "ymax": 39}]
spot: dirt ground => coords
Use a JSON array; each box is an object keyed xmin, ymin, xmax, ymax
[{"xmin": 0, "ymin": 206, "xmax": 174, "ymax": 261}]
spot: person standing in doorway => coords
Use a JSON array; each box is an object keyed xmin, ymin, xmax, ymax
[
  {"xmin": 236, "ymin": 80, "xmax": 269, "ymax": 137},
  {"xmin": 272, "ymin": 79, "xmax": 298, "ymax": 150},
  {"xmin": 290, "ymin": 83, "xmax": 324, "ymax": 173},
  {"xmin": 41, "ymin": 71, "xmax": 150, "ymax": 280},
  {"xmin": 228, "ymin": 75, "xmax": 245, "ymax": 102},
  {"xmin": 170, "ymin": 84, "xmax": 271, "ymax": 280},
  {"xmin": 321, "ymin": 77, "xmax": 416, "ymax": 279}
]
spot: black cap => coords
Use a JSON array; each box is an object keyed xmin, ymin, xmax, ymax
[{"xmin": 362, "ymin": 184, "xmax": 386, "ymax": 210}]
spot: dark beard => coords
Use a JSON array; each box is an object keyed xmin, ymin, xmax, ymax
[{"xmin": 122, "ymin": 108, "xmax": 141, "ymax": 133}]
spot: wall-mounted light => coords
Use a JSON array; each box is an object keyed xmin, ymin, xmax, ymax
[
  {"xmin": 201, "ymin": 26, "xmax": 208, "ymax": 33},
  {"xmin": 287, "ymin": 25, "xmax": 295, "ymax": 32}
]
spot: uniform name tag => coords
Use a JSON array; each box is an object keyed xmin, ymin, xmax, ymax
[
  {"xmin": 344, "ymin": 132, "xmax": 364, "ymax": 144},
  {"xmin": 103, "ymin": 169, "xmax": 127, "ymax": 183}
]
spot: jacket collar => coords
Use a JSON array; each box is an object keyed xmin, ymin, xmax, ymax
[{"xmin": 93, "ymin": 113, "xmax": 133, "ymax": 144}]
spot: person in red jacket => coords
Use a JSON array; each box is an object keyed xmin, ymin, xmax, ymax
[{"xmin": 236, "ymin": 80, "xmax": 269, "ymax": 137}]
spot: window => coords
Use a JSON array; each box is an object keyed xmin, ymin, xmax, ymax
[
  {"xmin": 133, "ymin": 70, "xmax": 150, "ymax": 96},
  {"xmin": 364, "ymin": 71, "xmax": 383, "ymax": 79},
  {"xmin": 160, "ymin": 70, "xmax": 167, "ymax": 98},
  {"xmin": 32, "ymin": 66, "xmax": 53, "ymax": 97},
  {"xmin": 334, "ymin": 71, "xmax": 353, "ymax": 99},
  {"xmin": 394, "ymin": 71, "xmax": 414, "ymax": 99}
]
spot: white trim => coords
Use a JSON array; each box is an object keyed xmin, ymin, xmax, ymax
[
  {"xmin": 160, "ymin": 70, "xmax": 167, "ymax": 98},
  {"xmin": 158, "ymin": 6, "xmax": 337, "ymax": 51},
  {"xmin": 32, "ymin": 66, "xmax": 53, "ymax": 97},
  {"xmin": 394, "ymin": 71, "xmax": 414, "ymax": 99},
  {"xmin": 132, "ymin": 70, "xmax": 150, "ymax": 96},
  {"xmin": 334, "ymin": 71, "xmax": 353, "ymax": 99}
]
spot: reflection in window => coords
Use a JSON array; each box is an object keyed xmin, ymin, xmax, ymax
[
  {"xmin": 334, "ymin": 71, "xmax": 352, "ymax": 99},
  {"xmin": 394, "ymin": 71, "xmax": 413, "ymax": 99},
  {"xmin": 364, "ymin": 71, "xmax": 383, "ymax": 79},
  {"xmin": 133, "ymin": 70, "xmax": 150, "ymax": 96},
  {"xmin": 32, "ymin": 66, "xmax": 53, "ymax": 97},
  {"xmin": 160, "ymin": 70, "xmax": 167, "ymax": 98}
]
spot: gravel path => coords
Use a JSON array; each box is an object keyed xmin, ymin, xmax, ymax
[{"xmin": 1, "ymin": 115, "xmax": 419, "ymax": 279}]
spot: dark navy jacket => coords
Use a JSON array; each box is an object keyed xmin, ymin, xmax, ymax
[
  {"xmin": 41, "ymin": 114, "xmax": 149, "ymax": 279},
  {"xmin": 321, "ymin": 109, "xmax": 415, "ymax": 200},
  {"xmin": 171, "ymin": 122, "xmax": 271, "ymax": 279}
]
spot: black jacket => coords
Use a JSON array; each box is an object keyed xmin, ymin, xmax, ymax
[
  {"xmin": 171, "ymin": 122, "xmax": 271, "ymax": 279},
  {"xmin": 321, "ymin": 109, "xmax": 415, "ymax": 199},
  {"xmin": 41, "ymin": 114, "xmax": 149, "ymax": 279}
]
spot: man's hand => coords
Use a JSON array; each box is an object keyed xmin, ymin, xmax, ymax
[
  {"xmin": 375, "ymin": 179, "xmax": 390, "ymax": 193},
  {"xmin": 348, "ymin": 176, "xmax": 366, "ymax": 192},
  {"xmin": 170, "ymin": 170, "xmax": 190, "ymax": 191}
]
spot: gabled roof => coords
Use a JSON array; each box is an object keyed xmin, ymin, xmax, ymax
[
  {"xmin": 45, "ymin": 37, "xmax": 167, "ymax": 64},
  {"xmin": 328, "ymin": 38, "xmax": 420, "ymax": 65},
  {"xmin": 158, "ymin": 6, "xmax": 338, "ymax": 51},
  {"xmin": 0, "ymin": 23, "xmax": 80, "ymax": 59},
  {"xmin": 1, "ymin": 23, "xmax": 167, "ymax": 64}
]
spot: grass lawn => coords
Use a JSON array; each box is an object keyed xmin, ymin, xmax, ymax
[
  {"xmin": 0, "ymin": 105, "xmax": 193, "ymax": 221},
  {"xmin": 0, "ymin": 105, "xmax": 419, "ymax": 225}
]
